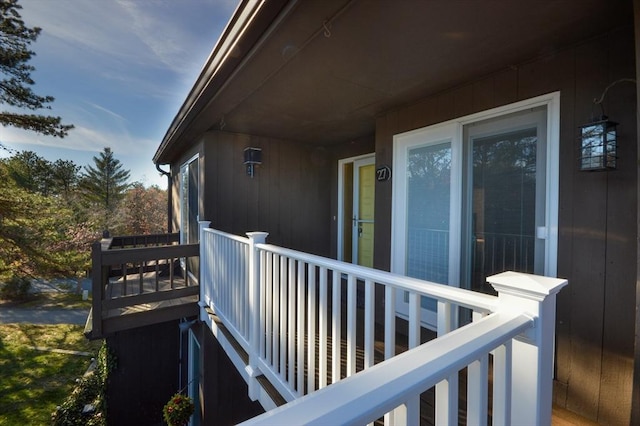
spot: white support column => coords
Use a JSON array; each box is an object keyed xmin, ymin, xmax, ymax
[
  {"xmin": 246, "ymin": 231, "xmax": 269, "ymax": 401},
  {"xmin": 487, "ymin": 271, "xmax": 568, "ymax": 426}
]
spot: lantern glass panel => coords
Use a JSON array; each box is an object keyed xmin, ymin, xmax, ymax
[{"xmin": 579, "ymin": 120, "xmax": 617, "ymax": 171}]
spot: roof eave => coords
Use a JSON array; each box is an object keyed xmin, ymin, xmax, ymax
[{"xmin": 153, "ymin": 0, "xmax": 289, "ymax": 165}]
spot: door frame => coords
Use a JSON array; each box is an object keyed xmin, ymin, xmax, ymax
[
  {"xmin": 391, "ymin": 92, "xmax": 560, "ymax": 326},
  {"xmin": 337, "ymin": 153, "xmax": 376, "ymax": 263}
]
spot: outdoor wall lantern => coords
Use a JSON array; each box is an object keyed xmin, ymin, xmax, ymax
[
  {"xmin": 578, "ymin": 118, "xmax": 617, "ymax": 171},
  {"xmin": 579, "ymin": 78, "xmax": 635, "ymax": 171},
  {"xmin": 244, "ymin": 147, "xmax": 262, "ymax": 178}
]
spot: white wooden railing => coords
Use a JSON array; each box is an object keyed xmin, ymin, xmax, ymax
[{"xmin": 198, "ymin": 223, "xmax": 567, "ymax": 425}]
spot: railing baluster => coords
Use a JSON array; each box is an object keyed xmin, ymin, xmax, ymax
[
  {"xmin": 383, "ymin": 284, "xmax": 396, "ymax": 426},
  {"xmin": 287, "ymin": 257, "xmax": 296, "ymax": 390},
  {"xmin": 279, "ymin": 255, "xmax": 287, "ymax": 378},
  {"xmin": 406, "ymin": 292, "xmax": 420, "ymax": 424},
  {"xmin": 436, "ymin": 300, "xmax": 458, "ymax": 425},
  {"xmin": 155, "ymin": 260, "xmax": 159, "ymax": 292},
  {"xmin": 346, "ymin": 274, "xmax": 356, "ymax": 377},
  {"xmin": 259, "ymin": 250, "xmax": 267, "ymax": 360},
  {"xmin": 307, "ymin": 263, "xmax": 316, "ymax": 393},
  {"xmin": 139, "ymin": 261, "xmax": 144, "ymax": 294},
  {"xmin": 296, "ymin": 260, "xmax": 305, "ymax": 396},
  {"xmin": 467, "ymin": 310, "xmax": 488, "ymax": 425},
  {"xmin": 272, "ymin": 254, "xmax": 280, "ymax": 373},
  {"xmin": 492, "ymin": 341, "xmax": 512, "ymax": 425},
  {"xmin": 122, "ymin": 263, "xmax": 127, "ymax": 296},
  {"xmin": 364, "ymin": 279, "xmax": 374, "ymax": 369},
  {"xmin": 265, "ymin": 252, "xmax": 273, "ymax": 366},
  {"xmin": 331, "ymin": 271, "xmax": 341, "ymax": 384},
  {"xmin": 318, "ymin": 268, "xmax": 328, "ymax": 389}
]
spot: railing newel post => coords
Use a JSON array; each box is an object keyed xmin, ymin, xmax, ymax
[
  {"xmin": 246, "ymin": 231, "xmax": 269, "ymax": 401},
  {"xmin": 91, "ymin": 241, "xmax": 104, "ymax": 338},
  {"xmin": 487, "ymin": 271, "xmax": 568, "ymax": 425}
]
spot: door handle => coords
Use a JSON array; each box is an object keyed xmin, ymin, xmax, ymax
[{"xmin": 358, "ymin": 226, "xmax": 363, "ymax": 237}]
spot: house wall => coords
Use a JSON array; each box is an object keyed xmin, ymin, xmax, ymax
[
  {"xmin": 105, "ymin": 320, "xmax": 180, "ymax": 426},
  {"xmin": 194, "ymin": 322, "xmax": 265, "ymax": 425},
  {"xmin": 374, "ymin": 26, "xmax": 637, "ymax": 424},
  {"xmin": 198, "ymin": 130, "xmax": 334, "ymax": 256}
]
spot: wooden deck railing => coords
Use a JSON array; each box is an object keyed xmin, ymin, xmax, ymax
[
  {"xmin": 87, "ymin": 233, "xmax": 200, "ymax": 338},
  {"xmin": 199, "ymin": 224, "xmax": 567, "ymax": 425}
]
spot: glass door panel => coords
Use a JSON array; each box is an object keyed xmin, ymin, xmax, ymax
[
  {"xmin": 353, "ymin": 158, "xmax": 375, "ymax": 268},
  {"xmin": 463, "ymin": 107, "xmax": 546, "ymax": 294},
  {"xmin": 406, "ymin": 142, "xmax": 451, "ymax": 310}
]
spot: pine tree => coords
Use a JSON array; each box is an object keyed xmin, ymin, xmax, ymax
[
  {"xmin": 80, "ymin": 147, "xmax": 131, "ymax": 212},
  {"xmin": 0, "ymin": 0, "xmax": 73, "ymax": 138}
]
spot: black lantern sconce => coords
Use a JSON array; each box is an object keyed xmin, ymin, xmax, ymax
[
  {"xmin": 244, "ymin": 147, "xmax": 262, "ymax": 178},
  {"xmin": 578, "ymin": 118, "xmax": 617, "ymax": 171},
  {"xmin": 578, "ymin": 78, "xmax": 635, "ymax": 172}
]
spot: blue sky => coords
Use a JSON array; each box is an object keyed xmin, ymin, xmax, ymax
[{"xmin": 0, "ymin": 0, "xmax": 237, "ymax": 188}]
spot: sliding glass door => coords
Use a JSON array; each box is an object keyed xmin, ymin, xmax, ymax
[{"xmin": 392, "ymin": 94, "xmax": 559, "ymax": 328}]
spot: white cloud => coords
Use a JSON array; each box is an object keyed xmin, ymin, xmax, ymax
[{"xmin": 4, "ymin": 0, "xmax": 236, "ymax": 188}]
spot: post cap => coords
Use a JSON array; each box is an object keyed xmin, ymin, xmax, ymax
[{"xmin": 487, "ymin": 271, "xmax": 568, "ymax": 301}]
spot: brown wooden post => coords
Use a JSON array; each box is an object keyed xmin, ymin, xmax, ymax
[{"xmin": 91, "ymin": 241, "xmax": 103, "ymax": 338}]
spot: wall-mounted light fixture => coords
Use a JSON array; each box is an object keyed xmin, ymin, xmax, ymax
[
  {"xmin": 579, "ymin": 78, "xmax": 635, "ymax": 172},
  {"xmin": 579, "ymin": 118, "xmax": 617, "ymax": 171},
  {"xmin": 244, "ymin": 147, "xmax": 262, "ymax": 178}
]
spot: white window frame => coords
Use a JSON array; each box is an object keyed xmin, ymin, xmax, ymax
[
  {"xmin": 180, "ymin": 154, "xmax": 199, "ymax": 246},
  {"xmin": 391, "ymin": 92, "xmax": 560, "ymax": 323}
]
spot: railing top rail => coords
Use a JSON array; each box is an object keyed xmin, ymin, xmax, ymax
[
  {"xmin": 256, "ymin": 242, "xmax": 498, "ymax": 313},
  {"xmin": 100, "ymin": 243, "xmax": 199, "ymax": 265},
  {"xmin": 203, "ymin": 227, "xmax": 250, "ymax": 244},
  {"xmin": 241, "ymin": 311, "xmax": 533, "ymax": 426},
  {"xmin": 107, "ymin": 233, "xmax": 181, "ymax": 249}
]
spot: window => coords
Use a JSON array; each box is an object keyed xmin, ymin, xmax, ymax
[
  {"xmin": 392, "ymin": 93, "xmax": 560, "ymax": 327},
  {"xmin": 180, "ymin": 155, "xmax": 199, "ymax": 245}
]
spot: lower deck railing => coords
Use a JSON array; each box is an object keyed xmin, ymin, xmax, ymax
[
  {"xmin": 88, "ymin": 234, "xmax": 199, "ymax": 337},
  {"xmin": 199, "ymin": 223, "xmax": 567, "ymax": 425}
]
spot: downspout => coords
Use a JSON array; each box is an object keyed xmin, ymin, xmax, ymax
[{"xmin": 156, "ymin": 163, "xmax": 173, "ymax": 234}]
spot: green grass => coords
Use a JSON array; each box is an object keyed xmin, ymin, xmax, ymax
[
  {"xmin": 2, "ymin": 292, "xmax": 92, "ymax": 310},
  {"xmin": 0, "ymin": 324, "xmax": 103, "ymax": 425}
]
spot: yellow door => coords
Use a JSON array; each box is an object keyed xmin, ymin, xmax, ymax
[{"xmin": 353, "ymin": 158, "xmax": 375, "ymax": 268}]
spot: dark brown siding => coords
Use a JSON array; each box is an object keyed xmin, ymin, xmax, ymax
[
  {"xmin": 197, "ymin": 323, "xmax": 264, "ymax": 425},
  {"xmin": 374, "ymin": 27, "xmax": 637, "ymax": 425},
  {"xmin": 201, "ymin": 131, "xmax": 333, "ymax": 256},
  {"xmin": 106, "ymin": 320, "xmax": 180, "ymax": 426}
]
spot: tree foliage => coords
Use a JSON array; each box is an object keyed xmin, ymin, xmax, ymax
[
  {"xmin": 0, "ymin": 0, "xmax": 73, "ymax": 137},
  {"xmin": 79, "ymin": 147, "xmax": 131, "ymax": 231},
  {"xmin": 0, "ymin": 149, "xmax": 166, "ymax": 281},
  {"xmin": 115, "ymin": 183, "xmax": 167, "ymax": 235}
]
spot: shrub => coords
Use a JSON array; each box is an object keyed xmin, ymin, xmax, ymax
[
  {"xmin": 0, "ymin": 275, "xmax": 32, "ymax": 301},
  {"xmin": 51, "ymin": 342, "xmax": 116, "ymax": 425}
]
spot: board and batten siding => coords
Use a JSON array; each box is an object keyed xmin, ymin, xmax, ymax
[
  {"xmin": 199, "ymin": 130, "xmax": 333, "ymax": 257},
  {"xmin": 374, "ymin": 26, "xmax": 637, "ymax": 425}
]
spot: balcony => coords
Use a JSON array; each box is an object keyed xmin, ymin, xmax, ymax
[
  {"xmin": 198, "ymin": 224, "xmax": 567, "ymax": 425},
  {"xmin": 86, "ymin": 225, "xmax": 568, "ymax": 424},
  {"xmin": 85, "ymin": 233, "xmax": 200, "ymax": 339}
]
